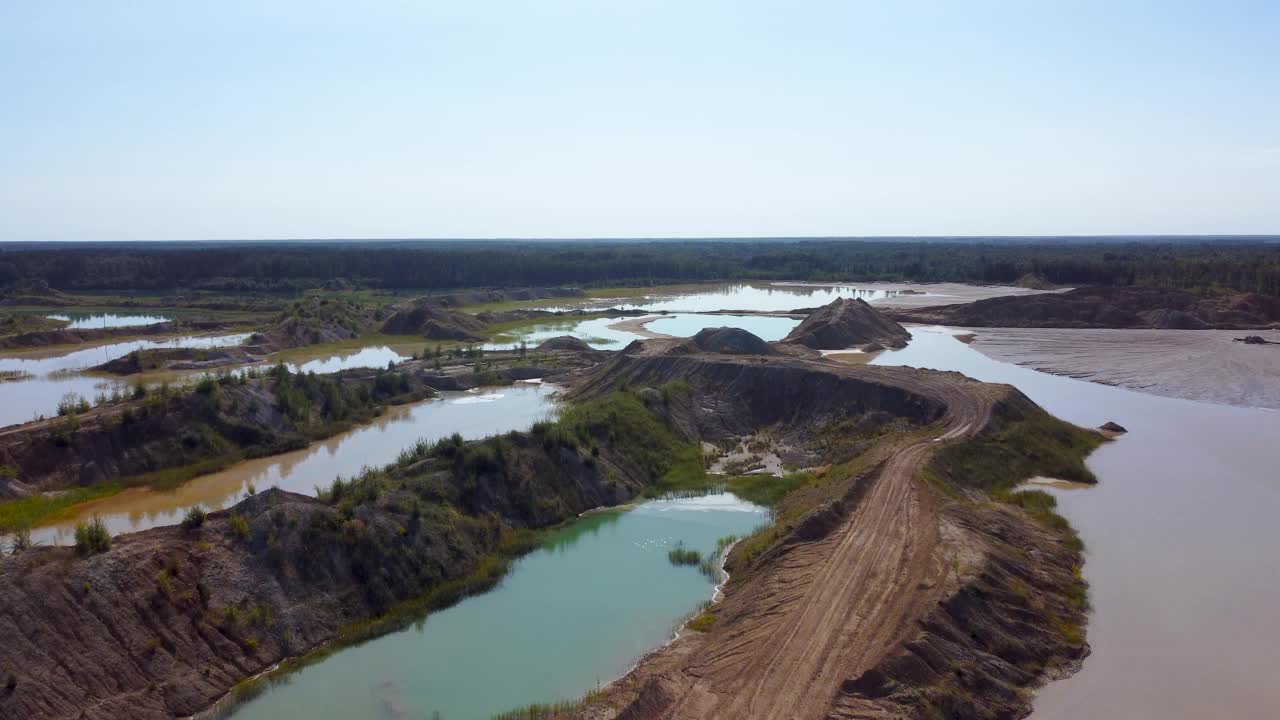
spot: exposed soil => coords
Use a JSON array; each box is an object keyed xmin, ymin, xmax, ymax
[
  {"xmin": 380, "ymin": 298, "xmax": 489, "ymax": 341},
  {"xmin": 607, "ymin": 316, "xmax": 670, "ymax": 339},
  {"xmin": 380, "ymin": 288, "xmax": 594, "ymax": 342},
  {"xmin": 0, "ymin": 327, "xmax": 1095, "ymax": 720},
  {"xmin": 0, "ymin": 369, "xmax": 435, "ymax": 504},
  {"xmin": 535, "ymin": 335, "xmax": 602, "ymax": 354},
  {"xmin": 92, "ymin": 347, "xmax": 261, "ymax": 375},
  {"xmin": 0, "ymin": 280, "xmax": 77, "ymax": 307},
  {"xmin": 887, "ymin": 286, "xmax": 1280, "ymax": 330},
  {"xmin": 566, "ymin": 341, "xmax": 1094, "ymax": 720},
  {"xmin": 0, "ymin": 374, "xmax": 688, "ymax": 719},
  {"xmin": 783, "ymin": 297, "xmax": 912, "ymax": 350}
]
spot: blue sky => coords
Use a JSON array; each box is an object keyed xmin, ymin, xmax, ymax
[{"xmin": 2, "ymin": 1, "xmax": 1277, "ymax": 240}]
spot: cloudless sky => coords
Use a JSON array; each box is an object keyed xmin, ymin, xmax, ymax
[{"xmin": 2, "ymin": 1, "xmax": 1278, "ymax": 240}]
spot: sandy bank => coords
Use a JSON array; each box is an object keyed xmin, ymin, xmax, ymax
[{"xmin": 964, "ymin": 327, "xmax": 1280, "ymax": 410}]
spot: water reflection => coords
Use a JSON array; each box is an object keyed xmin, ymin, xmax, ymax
[
  {"xmin": 287, "ymin": 345, "xmax": 411, "ymax": 374},
  {"xmin": 228, "ymin": 493, "xmax": 766, "ymax": 720},
  {"xmin": 644, "ymin": 313, "xmax": 799, "ymax": 340},
  {"xmin": 29, "ymin": 385, "xmax": 558, "ymax": 545},
  {"xmin": 46, "ymin": 312, "xmax": 173, "ymax": 329},
  {"xmin": 0, "ymin": 333, "xmax": 250, "ymax": 427}
]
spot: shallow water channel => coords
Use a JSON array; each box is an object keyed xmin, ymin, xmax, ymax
[
  {"xmin": 229, "ymin": 493, "xmax": 766, "ymax": 720},
  {"xmin": 0, "ymin": 332, "xmax": 250, "ymax": 427},
  {"xmin": 872, "ymin": 327, "xmax": 1280, "ymax": 718},
  {"xmin": 29, "ymin": 384, "xmax": 557, "ymax": 546}
]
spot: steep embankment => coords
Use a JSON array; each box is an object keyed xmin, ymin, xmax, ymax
[
  {"xmin": 0, "ymin": 386, "xmax": 695, "ymax": 720},
  {"xmin": 0, "ymin": 327, "xmax": 1100, "ymax": 720},
  {"xmin": 565, "ymin": 333, "xmax": 1101, "ymax": 720},
  {"xmin": 783, "ymin": 297, "xmax": 912, "ymax": 349},
  {"xmin": 888, "ymin": 286, "xmax": 1280, "ymax": 329},
  {"xmin": 0, "ymin": 367, "xmax": 432, "ymax": 506}
]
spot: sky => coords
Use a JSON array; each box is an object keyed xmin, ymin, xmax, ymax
[{"xmin": 2, "ymin": 1, "xmax": 1278, "ymax": 241}]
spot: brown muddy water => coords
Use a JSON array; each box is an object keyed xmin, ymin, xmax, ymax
[
  {"xmin": 874, "ymin": 327, "xmax": 1280, "ymax": 718},
  {"xmin": 28, "ymin": 384, "xmax": 557, "ymax": 546}
]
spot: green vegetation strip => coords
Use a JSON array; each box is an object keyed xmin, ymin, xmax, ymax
[
  {"xmin": 215, "ymin": 384, "xmax": 705, "ymax": 716},
  {"xmin": 0, "ymin": 484, "xmax": 123, "ymax": 532}
]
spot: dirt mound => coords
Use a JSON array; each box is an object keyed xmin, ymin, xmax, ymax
[
  {"xmin": 783, "ymin": 297, "xmax": 912, "ymax": 349},
  {"xmin": 92, "ymin": 346, "xmax": 258, "ymax": 375},
  {"xmin": 684, "ymin": 327, "xmax": 779, "ymax": 355},
  {"xmin": 535, "ymin": 335, "xmax": 597, "ymax": 353},
  {"xmin": 380, "ymin": 297, "xmax": 488, "ymax": 341},
  {"xmin": 253, "ymin": 297, "xmax": 379, "ymax": 350},
  {"xmin": 890, "ymin": 286, "xmax": 1280, "ymax": 330},
  {"xmin": 0, "ymin": 279, "xmax": 75, "ymax": 307}
]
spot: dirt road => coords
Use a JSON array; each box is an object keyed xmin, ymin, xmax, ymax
[{"xmin": 576, "ymin": 352, "xmax": 999, "ymax": 720}]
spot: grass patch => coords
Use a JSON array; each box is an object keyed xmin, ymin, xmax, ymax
[
  {"xmin": 491, "ymin": 687, "xmax": 606, "ymax": 720},
  {"xmin": 722, "ymin": 472, "xmax": 816, "ymax": 508},
  {"xmin": 121, "ymin": 453, "xmax": 244, "ymax": 492},
  {"xmin": 932, "ymin": 399, "xmax": 1104, "ymax": 491},
  {"xmin": 931, "ymin": 396, "xmax": 1102, "ymax": 552},
  {"xmin": 0, "ymin": 484, "xmax": 123, "ymax": 532},
  {"xmin": 687, "ymin": 609, "xmax": 716, "ymax": 632},
  {"xmin": 667, "ymin": 542, "xmax": 701, "ymax": 566},
  {"xmin": 73, "ymin": 515, "xmax": 111, "ymax": 555},
  {"xmin": 483, "ymin": 312, "xmax": 617, "ymax": 345}
]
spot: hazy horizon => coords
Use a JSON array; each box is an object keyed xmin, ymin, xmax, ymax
[{"xmin": 4, "ymin": 2, "xmax": 1278, "ymax": 241}]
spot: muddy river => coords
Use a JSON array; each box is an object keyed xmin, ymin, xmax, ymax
[
  {"xmin": 872, "ymin": 327, "xmax": 1280, "ymax": 718},
  {"xmin": 29, "ymin": 384, "xmax": 557, "ymax": 546},
  {"xmin": 228, "ymin": 493, "xmax": 766, "ymax": 720}
]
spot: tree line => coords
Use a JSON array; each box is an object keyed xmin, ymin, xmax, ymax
[{"xmin": 2, "ymin": 239, "xmax": 1278, "ymax": 295}]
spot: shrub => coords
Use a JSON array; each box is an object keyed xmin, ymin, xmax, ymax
[
  {"xmin": 228, "ymin": 513, "xmax": 250, "ymax": 540},
  {"xmin": 155, "ymin": 571, "xmax": 174, "ymax": 598},
  {"xmin": 56, "ymin": 392, "xmax": 85, "ymax": 417},
  {"xmin": 687, "ymin": 610, "xmax": 716, "ymax": 632},
  {"xmin": 73, "ymin": 516, "xmax": 112, "ymax": 556},
  {"xmin": 8, "ymin": 528, "xmax": 32, "ymax": 555},
  {"xmin": 181, "ymin": 505, "xmax": 207, "ymax": 530}
]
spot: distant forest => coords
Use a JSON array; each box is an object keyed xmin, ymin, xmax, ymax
[{"xmin": 3, "ymin": 239, "xmax": 1279, "ymax": 296}]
